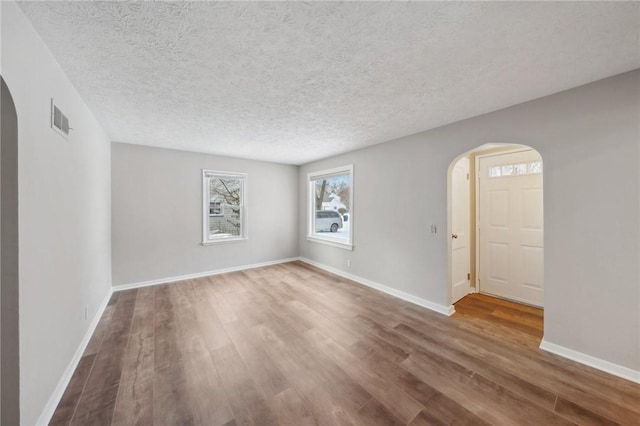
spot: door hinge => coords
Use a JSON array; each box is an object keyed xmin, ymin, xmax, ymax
[
  {"xmin": 467, "ymin": 273, "xmax": 470, "ymax": 280},
  {"xmin": 466, "ymin": 173, "xmax": 470, "ymax": 180}
]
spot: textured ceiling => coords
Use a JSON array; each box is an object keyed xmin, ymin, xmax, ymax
[{"xmin": 17, "ymin": 1, "xmax": 640, "ymax": 165}]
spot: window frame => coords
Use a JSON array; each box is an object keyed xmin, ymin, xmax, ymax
[
  {"xmin": 307, "ymin": 164, "xmax": 354, "ymax": 250},
  {"xmin": 202, "ymin": 169, "xmax": 248, "ymax": 245}
]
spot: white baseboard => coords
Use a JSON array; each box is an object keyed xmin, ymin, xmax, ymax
[
  {"xmin": 112, "ymin": 257, "xmax": 300, "ymax": 292},
  {"xmin": 35, "ymin": 288, "xmax": 114, "ymax": 426},
  {"xmin": 539, "ymin": 339, "xmax": 640, "ymax": 384},
  {"xmin": 298, "ymin": 257, "xmax": 455, "ymax": 316}
]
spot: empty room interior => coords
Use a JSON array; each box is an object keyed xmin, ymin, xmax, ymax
[{"xmin": 2, "ymin": 1, "xmax": 640, "ymax": 425}]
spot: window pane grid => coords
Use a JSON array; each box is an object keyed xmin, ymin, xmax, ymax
[
  {"xmin": 203, "ymin": 171, "xmax": 246, "ymax": 242},
  {"xmin": 489, "ymin": 161, "xmax": 541, "ymax": 178}
]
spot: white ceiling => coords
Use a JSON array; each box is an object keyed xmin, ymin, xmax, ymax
[{"xmin": 17, "ymin": 1, "xmax": 640, "ymax": 165}]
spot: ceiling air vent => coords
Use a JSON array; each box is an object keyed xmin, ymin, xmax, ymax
[{"xmin": 51, "ymin": 99, "xmax": 70, "ymax": 139}]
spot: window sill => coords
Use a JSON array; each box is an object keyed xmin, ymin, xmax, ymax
[
  {"xmin": 306, "ymin": 235, "xmax": 353, "ymax": 251},
  {"xmin": 202, "ymin": 237, "xmax": 248, "ymax": 245}
]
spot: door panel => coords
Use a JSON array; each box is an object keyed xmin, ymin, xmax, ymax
[
  {"xmin": 521, "ymin": 246, "xmax": 544, "ymax": 288},
  {"xmin": 489, "ymin": 190, "xmax": 509, "ymax": 228},
  {"xmin": 522, "ymin": 188, "xmax": 543, "ymax": 229},
  {"xmin": 479, "ymin": 150, "xmax": 544, "ymax": 307},
  {"xmin": 451, "ymin": 157, "xmax": 470, "ymax": 304},
  {"xmin": 488, "ymin": 242, "xmax": 509, "ymax": 282}
]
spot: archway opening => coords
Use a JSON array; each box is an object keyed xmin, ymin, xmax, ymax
[{"xmin": 447, "ymin": 143, "xmax": 544, "ymax": 338}]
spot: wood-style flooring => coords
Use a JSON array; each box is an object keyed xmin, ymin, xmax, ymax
[
  {"xmin": 51, "ymin": 261, "xmax": 640, "ymax": 425},
  {"xmin": 453, "ymin": 293, "xmax": 544, "ymax": 341}
]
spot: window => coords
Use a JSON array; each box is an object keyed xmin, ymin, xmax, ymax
[
  {"xmin": 514, "ymin": 163, "xmax": 527, "ymax": 175},
  {"xmin": 489, "ymin": 161, "xmax": 542, "ymax": 178},
  {"xmin": 528, "ymin": 161, "xmax": 542, "ymax": 174},
  {"xmin": 202, "ymin": 170, "xmax": 246, "ymax": 244},
  {"xmin": 307, "ymin": 165, "xmax": 353, "ymax": 250}
]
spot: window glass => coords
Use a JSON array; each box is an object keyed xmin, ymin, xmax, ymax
[
  {"xmin": 514, "ymin": 163, "xmax": 527, "ymax": 175},
  {"xmin": 308, "ymin": 165, "xmax": 353, "ymax": 248},
  {"xmin": 203, "ymin": 171, "xmax": 246, "ymax": 243},
  {"xmin": 501, "ymin": 165, "xmax": 514, "ymax": 176},
  {"xmin": 209, "ymin": 201, "xmax": 223, "ymax": 217},
  {"xmin": 528, "ymin": 161, "xmax": 542, "ymax": 174},
  {"xmin": 489, "ymin": 166, "xmax": 502, "ymax": 177},
  {"xmin": 489, "ymin": 160, "xmax": 542, "ymax": 178}
]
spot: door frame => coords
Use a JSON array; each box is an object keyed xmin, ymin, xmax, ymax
[{"xmin": 447, "ymin": 143, "xmax": 541, "ymax": 307}]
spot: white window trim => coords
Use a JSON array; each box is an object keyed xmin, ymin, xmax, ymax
[
  {"xmin": 306, "ymin": 164, "xmax": 354, "ymax": 250},
  {"xmin": 202, "ymin": 170, "xmax": 248, "ymax": 245}
]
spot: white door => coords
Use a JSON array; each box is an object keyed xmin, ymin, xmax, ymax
[
  {"xmin": 451, "ymin": 157, "xmax": 470, "ymax": 304},
  {"xmin": 478, "ymin": 150, "xmax": 544, "ymax": 307}
]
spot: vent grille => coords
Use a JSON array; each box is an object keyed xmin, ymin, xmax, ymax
[{"xmin": 51, "ymin": 99, "xmax": 70, "ymax": 139}]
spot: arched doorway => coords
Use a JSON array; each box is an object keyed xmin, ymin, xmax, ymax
[
  {"xmin": 448, "ymin": 144, "xmax": 544, "ymax": 309},
  {"xmin": 1, "ymin": 75, "xmax": 20, "ymax": 425}
]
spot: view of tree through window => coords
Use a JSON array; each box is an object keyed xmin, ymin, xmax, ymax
[
  {"xmin": 308, "ymin": 165, "xmax": 353, "ymax": 247},
  {"xmin": 203, "ymin": 171, "xmax": 246, "ymax": 242}
]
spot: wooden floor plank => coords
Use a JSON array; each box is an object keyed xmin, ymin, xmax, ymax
[
  {"xmin": 75, "ymin": 291, "xmax": 135, "ymax": 403},
  {"xmin": 554, "ymin": 396, "xmax": 620, "ymax": 426},
  {"xmin": 254, "ymin": 322, "xmax": 373, "ymax": 414},
  {"xmin": 112, "ymin": 288, "xmax": 155, "ymax": 426},
  {"xmin": 111, "ymin": 377, "xmax": 153, "ymax": 426},
  {"xmin": 172, "ymin": 289, "xmax": 235, "ymax": 426},
  {"xmin": 153, "ymin": 363, "xmax": 195, "ymax": 426},
  {"xmin": 70, "ymin": 384, "xmax": 119, "ymax": 426},
  {"xmin": 49, "ymin": 354, "xmax": 97, "ymax": 426},
  {"xmin": 393, "ymin": 321, "xmax": 558, "ymax": 411},
  {"xmin": 50, "ymin": 262, "xmax": 640, "ymax": 425},
  {"xmin": 269, "ymin": 387, "xmax": 318, "ymax": 426},
  {"xmin": 223, "ymin": 320, "xmax": 290, "ymax": 399},
  {"xmin": 210, "ymin": 344, "xmax": 280, "ymax": 426},
  {"xmin": 303, "ymin": 328, "xmax": 424, "ymax": 425},
  {"xmin": 408, "ymin": 410, "xmax": 448, "ymax": 426}
]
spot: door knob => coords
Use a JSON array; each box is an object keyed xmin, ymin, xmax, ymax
[{"xmin": 452, "ymin": 233, "xmax": 458, "ymax": 239}]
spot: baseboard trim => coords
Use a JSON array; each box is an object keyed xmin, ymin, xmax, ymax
[
  {"xmin": 298, "ymin": 257, "xmax": 455, "ymax": 316},
  {"xmin": 35, "ymin": 287, "xmax": 114, "ymax": 425},
  {"xmin": 539, "ymin": 339, "xmax": 640, "ymax": 384},
  {"xmin": 112, "ymin": 257, "xmax": 300, "ymax": 292}
]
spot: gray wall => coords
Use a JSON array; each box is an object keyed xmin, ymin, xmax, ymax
[
  {"xmin": 2, "ymin": 3, "xmax": 113, "ymax": 424},
  {"xmin": 112, "ymin": 143, "xmax": 299, "ymax": 286},
  {"xmin": 1, "ymin": 76, "xmax": 20, "ymax": 426},
  {"xmin": 299, "ymin": 70, "xmax": 640, "ymax": 372}
]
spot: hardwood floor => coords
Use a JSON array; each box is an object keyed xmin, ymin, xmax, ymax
[
  {"xmin": 50, "ymin": 261, "xmax": 640, "ymax": 425},
  {"xmin": 453, "ymin": 293, "xmax": 544, "ymax": 341}
]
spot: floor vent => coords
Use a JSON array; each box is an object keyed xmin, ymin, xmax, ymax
[{"xmin": 51, "ymin": 99, "xmax": 70, "ymax": 139}]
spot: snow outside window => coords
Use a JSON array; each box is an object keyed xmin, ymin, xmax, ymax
[{"xmin": 307, "ymin": 165, "xmax": 353, "ymax": 250}]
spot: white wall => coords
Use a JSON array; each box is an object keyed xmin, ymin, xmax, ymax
[
  {"xmin": 1, "ymin": 3, "xmax": 113, "ymax": 424},
  {"xmin": 111, "ymin": 143, "xmax": 299, "ymax": 286},
  {"xmin": 299, "ymin": 70, "xmax": 640, "ymax": 373}
]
